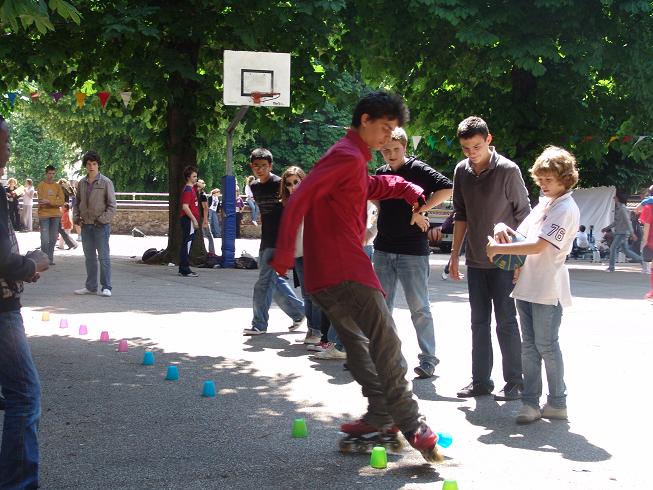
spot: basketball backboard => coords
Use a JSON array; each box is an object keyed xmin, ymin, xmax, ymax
[{"xmin": 223, "ymin": 50, "xmax": 291, "ymax": 107}]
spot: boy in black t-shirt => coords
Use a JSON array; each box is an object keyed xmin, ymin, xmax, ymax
[
  {"xmin": 374, "ymin": 128, "xmax": 453, "ymax": 378},
  {"xmin": 243, "ymin": 148, "xmax": 305, "ymax": 335}
]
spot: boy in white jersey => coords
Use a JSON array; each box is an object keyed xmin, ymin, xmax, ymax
[{"xmin": 486, "ymin": 146, "xmax": 580, "ymax": 424}]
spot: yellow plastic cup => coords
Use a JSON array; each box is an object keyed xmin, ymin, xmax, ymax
[{"xmin": 442, "ymin": 480, "xmax": 459, "ymax": 490}]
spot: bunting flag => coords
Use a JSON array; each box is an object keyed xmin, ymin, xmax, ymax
[
  {"xmin": 75, "ymin": 92, "xmax": 87, "ymax": 108},
  {"xmin": 411, "ymin": 135, "xmax": 422, "ymax": 150},
  {"xmin": 50, "ymin": 92, "xmax": 64, "ymax": 102},
  {"xmin": 97, "ymin": 91, "xmax": 110, "ymax": 108},
  {"xmin": 634, "ymin": 135, "xmax": 649, "ymax": 147},
  {"xmin": 7, "ymin": 92, "xmax": 17, "ymax": 107},
  {"xmin": 444, "ymin": 136, "xmax": 454, "ymax": 147},
  {"xmin": 608, "ymin": 135, "xmax": 618, "ymax": 144},
  {"xmin": 30, "ymin": 92, "xmax": 40, "ymax": 101},
  {"xmin": 119, "ymin": 91, "xmax": 132, "ymax": 108}
]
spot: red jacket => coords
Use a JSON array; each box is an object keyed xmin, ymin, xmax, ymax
[{"xmin": 271, "ymin": 129, "xmax": 424, "ymax": 294}]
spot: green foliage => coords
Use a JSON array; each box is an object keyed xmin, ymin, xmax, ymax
[
  {"xmin": 341, "ymin": 0, "xmax": 653, "ymax": 194},
  {"xmin": 5, "ymin": 110, "xmax": 76, "ymax": 183},
  {"xmin": 0, "ymin": 0, "xmax": 80, "ymax": 33}
]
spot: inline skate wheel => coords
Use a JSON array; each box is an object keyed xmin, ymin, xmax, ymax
[{"xmin": 339, "ymin": 439, "xmax": 354, "ymax": 453}]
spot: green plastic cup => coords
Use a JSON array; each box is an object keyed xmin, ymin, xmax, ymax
[
  {"xmin": 370, "ymin": 446, "xmax": 387, "ymax": 469},
  {"xmin": 291, "ymin": 418, "xmax": 308, "ymax": 438},
  {"xmin": 442, "ymin": 480, "xmax": 459, "ymax": 490}
]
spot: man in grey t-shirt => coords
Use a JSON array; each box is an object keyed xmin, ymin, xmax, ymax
[{"xmin": 449, "ymin": 116, "xmax": 530, "ymax": 401}]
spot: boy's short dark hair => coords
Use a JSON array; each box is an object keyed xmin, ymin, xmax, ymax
[
  {"xmin": 351, "ymin": 91, "xmax": 409, "ymax": 128},
  {"xmin": 45, "ymin": 164, "xmax": 56, "ymax": 172},
  {"xmin": 615, "ymin": 191, "xmax": 629, "ymax": 204},
  {"xmin": 182, "ymin": 165, "xmax": 198, "ymax": 181},
  {"xmin": 579, "ymin": 225, "xmax": 586, "ymax": 232},
  {"xmin": 82, "ymin": 151, "xmax": 101, "ymax": 166},
  {"xmin": 457, "ymin": 116, "xmax": 489, "ymax": 139},
  {"xmin": 250, "ymin": 148, "xmax": 273, "ymax": 164}
]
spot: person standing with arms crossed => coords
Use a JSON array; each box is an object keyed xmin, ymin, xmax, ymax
[
  {"xmin": 73, "ymin": 151, "xmax": 117, "ymax": 296},
  {"xmin": 0, "ymin": 114, "xmax": 51, "ymax": 489},
  {"xmin": 450, "ymin": 116, "xmax": 530, "ymax": 401},
  {"xmin": 37, "ymin": 165, "xmax": 65, "ymax": 265},
  {"xmin": 374, "ymin": 127, "xmax": 453, "ymax": 378}
]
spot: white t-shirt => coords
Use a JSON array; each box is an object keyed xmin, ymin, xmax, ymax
[
  {"xmin": 512, "ymin": 192, "xmax": 580, "ymax": 307},
  {"xmin": 575, "ymin": 230, "xmax": 589, "ymax": 248}
]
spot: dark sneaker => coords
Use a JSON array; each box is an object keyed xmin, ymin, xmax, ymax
[
  {"xmin": 414, "ymin": 361, "xmax": 435, "ymax": 379},
  {"xmin": 0, "ymin": 395, "xmax": 5, "ymax": 411},
  {"xmin": 494, "ymin": 383, "xmax": 522, "ymax": 401},
  {"xmin": 405, "ymin": 422, "xmax": 443, "ymax": 463},
  {"xmin": 457, "ymin": 382, "xmax": 493, "ymax": 398}
]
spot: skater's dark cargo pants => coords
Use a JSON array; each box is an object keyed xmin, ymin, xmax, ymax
[{"xmin": 313, "ymin": 281, "xmax": 422, "ymax": 433}]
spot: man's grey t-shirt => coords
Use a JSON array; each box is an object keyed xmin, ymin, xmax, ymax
[{"xmin": 452, "ymin": 148, "xmax": 530, "ymax": 269}]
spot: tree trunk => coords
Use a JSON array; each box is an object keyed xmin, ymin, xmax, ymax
[{"xmin": 163, "ymin": 42, "xmax": 207, "ymax": 264}]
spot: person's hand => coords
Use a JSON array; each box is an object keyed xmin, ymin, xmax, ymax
[
  {"xmin": 25, "ymin": 250, "xmax": 49, "ymax": 273},
  {"xmin": 410, "ymin": 212, "xmax": 429, "ymax": 232},
  {"xmin": 493, "ymin": 223, "xmax": 515, "ymax": 244},
  {"xmin": 486, "ymin": 235, "xmax": 499, "ymax": 261},
  {"xmin": 192, "ymin": 219, "xmax": 199, "ymax": 228},
  {"xmin": 630, "ymin": 233, "xmax": 637, "ymax": 242},
  {"xmin": 449, "ymin": 253, "xmax": 464, "ymax": 280},
  {"xmin": 25, "ymin": 272, "xmax": 40, "ymax": 283},
  {"xmin": 512, "ymin": 267, "xmax": 521, "ymax": 284}
]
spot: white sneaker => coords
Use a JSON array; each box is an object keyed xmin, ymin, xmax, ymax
[
  {"xmin": 516, "ymin": 404, "xmax": 541, "ymax": 424},
  {"xmin": 313, "ymin": 345, "xmax": 346, "ymax": 360},
  {"xmin": 74, "ymin": 288, "xmax": 95, "ymax": 295},
  {"xmin": 288, "ymin": 317, "xmax": 305, "ymax": 332},
  {"xmin": 541, "ymin": 403, "xmax": 568, "ymax": 420},
  {"xmin": 99, "ymin": 289, "xmax": 112, "ymax": 297},
  {"xmin": 298, "ymin": 334, "xmax": 321, "ymax": 345}
]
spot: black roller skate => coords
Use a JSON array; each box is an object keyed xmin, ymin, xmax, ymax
[
  {"xmin": 405, "ymin": 421, "xmax": 443, "ymax": 463},
  {"xmin": 338, "ymin": 419, "xmax": 403, "ymax": 454}
]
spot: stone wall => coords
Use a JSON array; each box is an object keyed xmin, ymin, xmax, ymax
[{"xmin": 28, "ymin": 204, "xmax": 261, "ymax": 238}]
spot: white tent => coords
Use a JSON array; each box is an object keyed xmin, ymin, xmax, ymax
[{"xmin": 571, "ymin": 186, "xmax": 615, "ymax": 238}]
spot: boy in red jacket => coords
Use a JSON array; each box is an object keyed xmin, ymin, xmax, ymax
[{"xmin": 271, "ymin": 92, "xmax": 441, "ymax": 462}]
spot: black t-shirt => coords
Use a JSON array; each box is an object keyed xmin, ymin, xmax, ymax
[
  {"xmin": 251, "ymin": 174, "xmax": 283, "ymax": 250},
  {"xmin": 374, "ymin": 157, "xmax": 453, "ymax": 255}
]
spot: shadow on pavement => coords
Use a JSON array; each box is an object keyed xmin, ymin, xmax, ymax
[
  {"xmin": 23, "ymin": 334, "xmax": 442, "ymax": 489},
  {"xmin": 459, "ymin": 398, "xmax": 611, "ymax": 463}
]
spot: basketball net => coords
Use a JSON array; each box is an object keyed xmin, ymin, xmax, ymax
[{"xmin": 250, "ymin": 91, "xmax": 280, "ymax": 104}]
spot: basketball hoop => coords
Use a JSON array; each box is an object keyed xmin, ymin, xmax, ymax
[{"xmin": 250, "ymin": 91, "xmax": 280, "ymax": 104}]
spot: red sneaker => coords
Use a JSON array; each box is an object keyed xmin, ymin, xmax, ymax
[
  {"xmin": 406, "ymin": 422, "xmax": 443, "ymax": 463},
  {"xmin": 645, "ymin": 290, "xmax": 653, "ymax": 299}
]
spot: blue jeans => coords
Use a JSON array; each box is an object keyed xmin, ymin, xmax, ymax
[
  {"xmin": 516, "ymin": 300, "xmax": 566, "ymax": 409},
  {"xmin": 81, "ymin": 223, "xmax": 112, "ymax": 291},
  {"xmin": 0, "ymin": 310, "xmax": 41, "ymax": 489},
  {"xmin": 39, "ymin": 216, "xmax": 60, "ymax": 263},
  {"xmin": 208, "ymin": 209, "xmax": 221, "ymax": 238},
  {"xmin": 373, "ymin": 251, "xmax": 438, "ymax": 367},
  {"xmin": 608, "ymin": 233, "xmax": 641, "ymax": 270},
  {"xmin": 251, "ymin": 248, "xmax": 304, "ymax": 331},
  {"xmin": 246, "ymin": 197, "xmax": 259, "ymax": 222},
  {"xmin": 294, "ymin": 257, "xmax": 322, "ymax": 337},
  {"xmin": 467, "ymin": 267, "xmax": 523, "ymax": 389}
]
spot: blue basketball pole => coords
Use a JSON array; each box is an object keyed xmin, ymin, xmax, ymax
[{"xmin": 222, "ymin": 106, "xmax": 249, "ymax": 268}]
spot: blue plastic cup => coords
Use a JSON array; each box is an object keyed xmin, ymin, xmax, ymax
[
  {"xmin": 202, "ymin": 380, "xmax": 216, "ymax": 397},
  {"xmin": 437, "ymin": 432, "xmax": 453, "ymax": 448},
  {"xmin": 143, "ymin": 351, "xmax": 155, "ymax": 366},
  {"xmin": 165, "ymin": 365, "xmax": 179, "ymax": 381}
]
